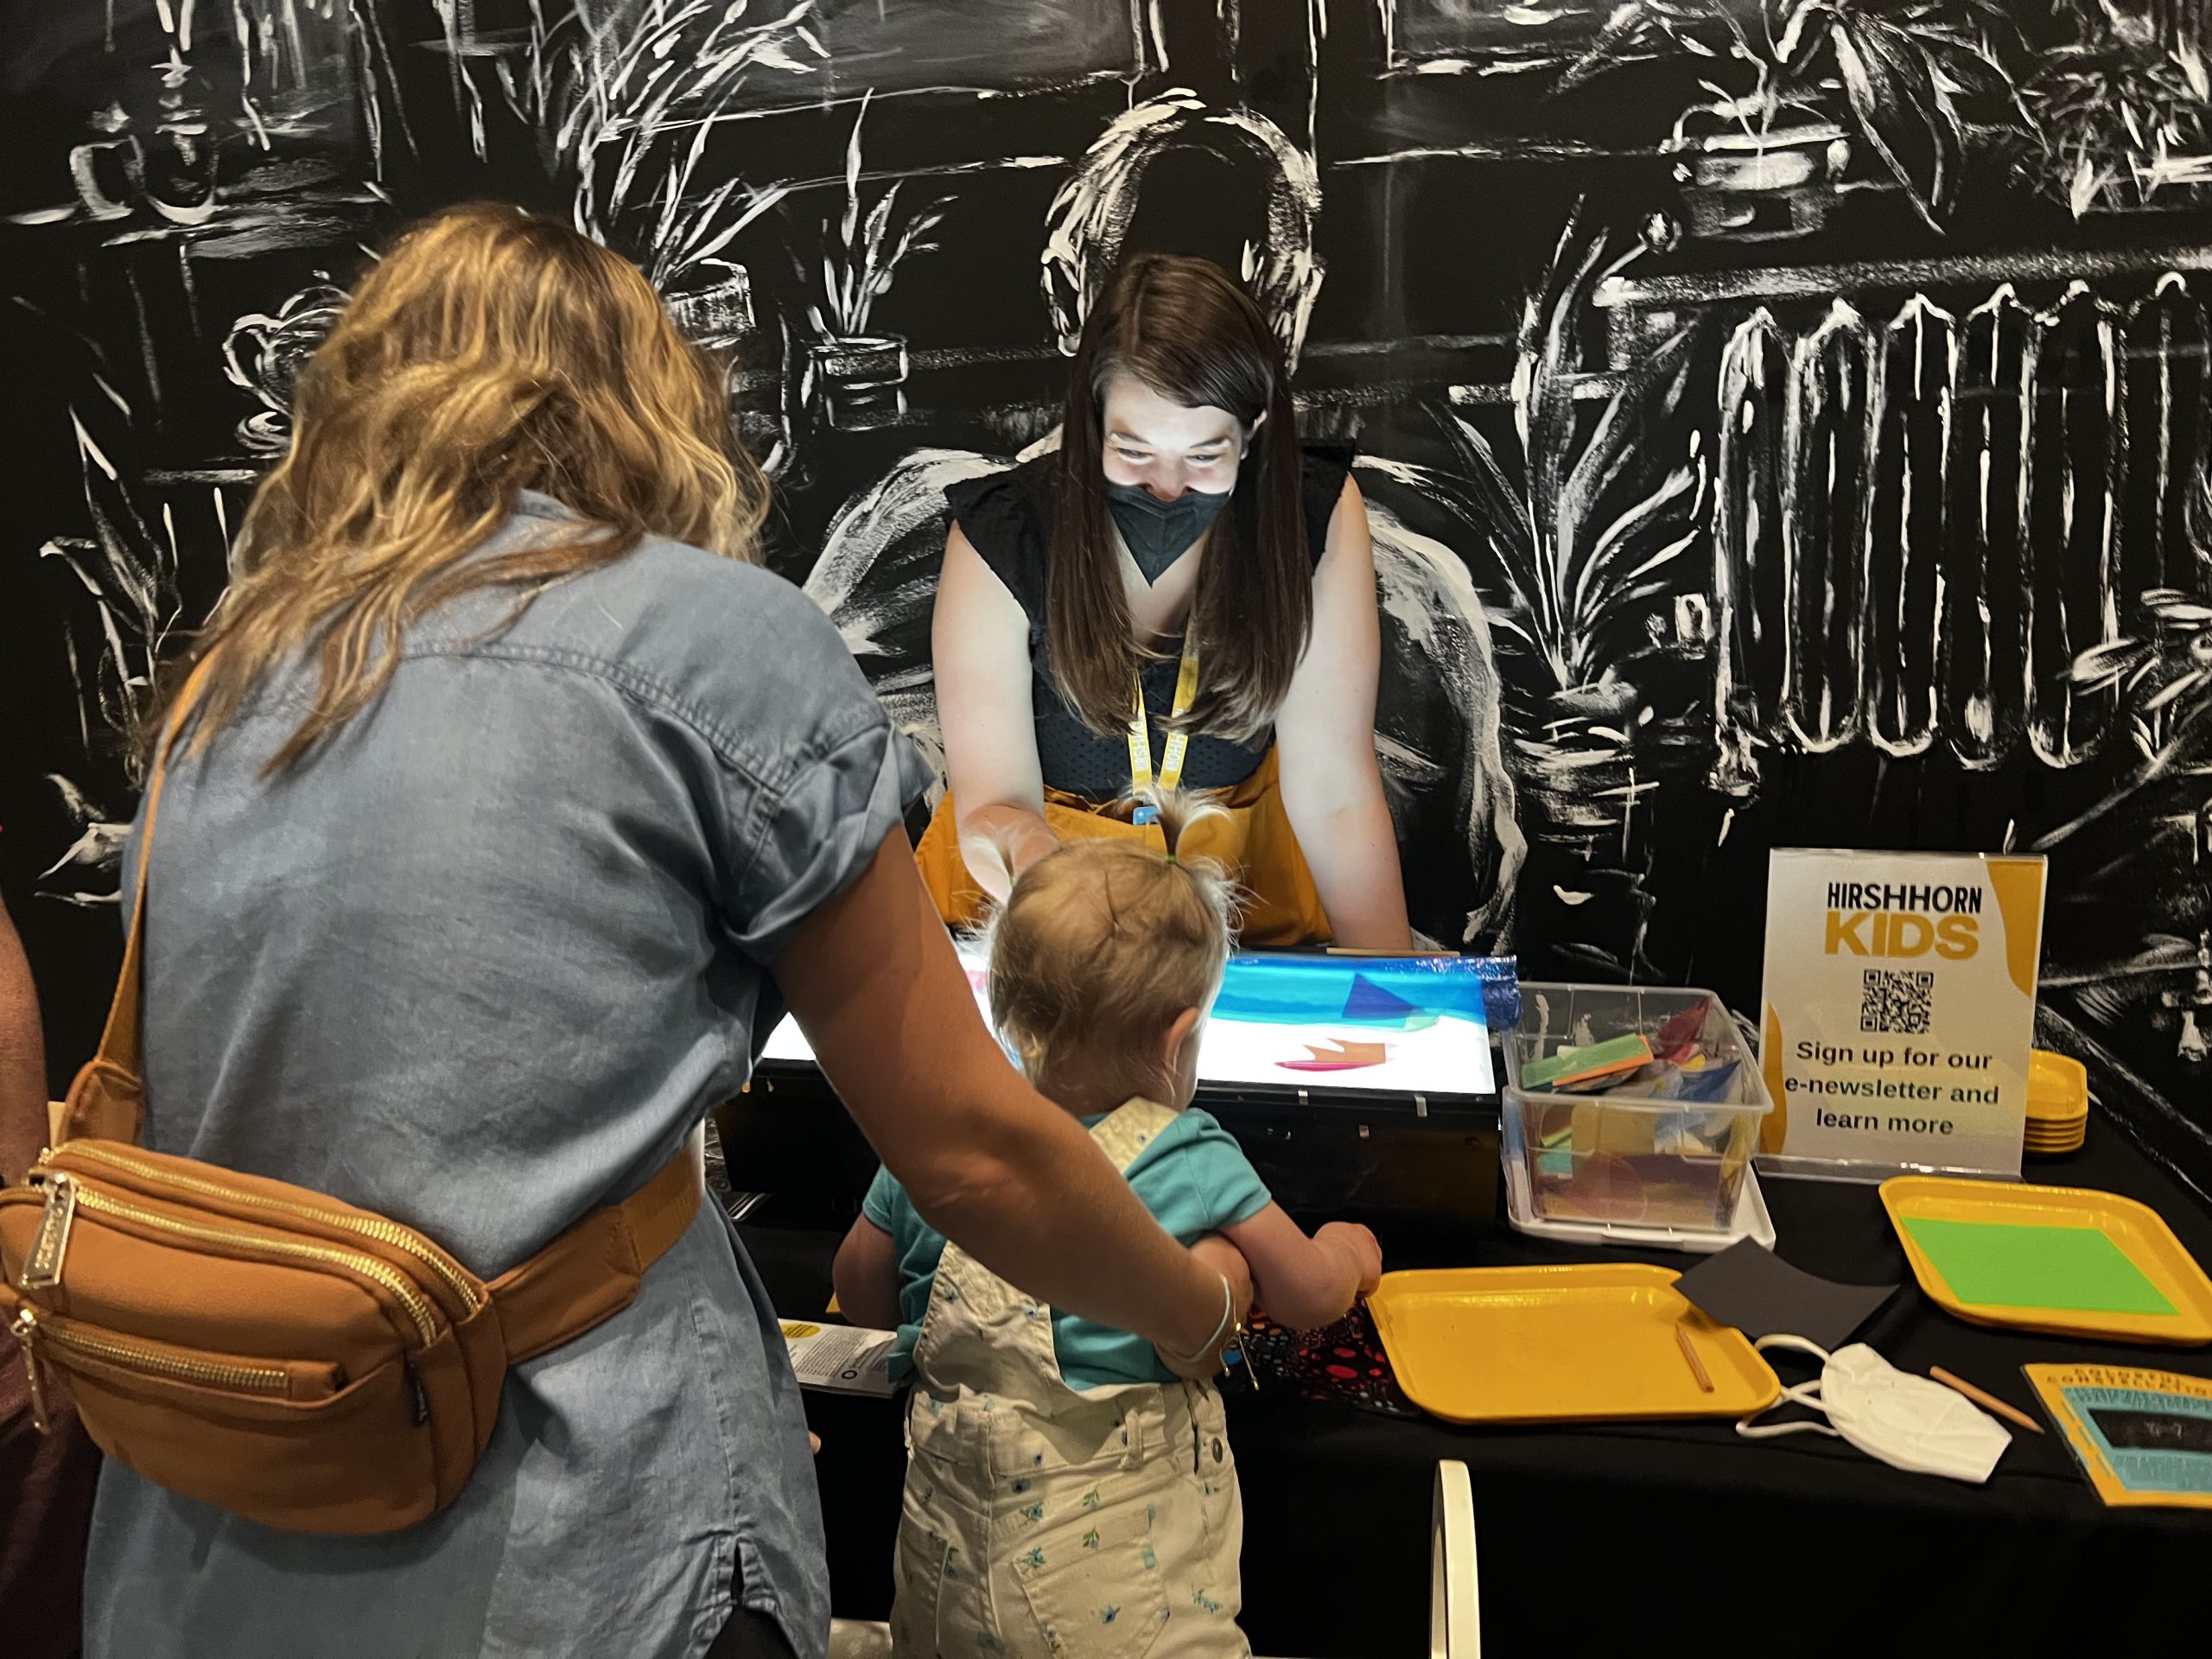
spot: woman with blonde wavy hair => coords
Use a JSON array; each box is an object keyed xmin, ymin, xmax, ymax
[{"xmin": 79, "ymin": 203, "xmax": 1250, "ymax": 1659}]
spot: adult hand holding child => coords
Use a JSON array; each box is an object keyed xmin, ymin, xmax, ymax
[{"xmin": 1158, "ymin": 1232, "xmax": 1258, "ymax": 1380}]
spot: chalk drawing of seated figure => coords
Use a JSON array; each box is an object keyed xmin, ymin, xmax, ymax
[{"xmin": 804, "ymin": 92, "xmax": 1524, "ymax": 950}]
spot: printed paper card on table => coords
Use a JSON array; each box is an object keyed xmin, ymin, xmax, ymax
[
  {"xmin": 1758, "ymin": 850, "xmax": 2046, "ymax": 1180},
  {"xmin": 2024, "ymin": 1365, "xmax": 2212, "ymax": 1510}
]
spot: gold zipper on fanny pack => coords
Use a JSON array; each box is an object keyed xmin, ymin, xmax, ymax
[
  {"xmin": 30, "ymin": 1309, "xmax": 295, "ymax": 1395},
  {"xmin": 60, "ymin": 1185, "xmax": 442, "ymax": 1346},
  {"xmin": 19, "ymin": 1171, "xmax": 78, "ymax": 1289},
  {"xmin": 10, "ymin": 1308, "xmax": 52, "ymax": 1433},
  {"xmin": 54, "ymin": 1141, "xmax": 484, "ymax": 1316}
]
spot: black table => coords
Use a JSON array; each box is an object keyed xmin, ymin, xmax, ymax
[{"xmin": 738, "ymin": 1107, "xmax": 2212, "ymax": 1657}]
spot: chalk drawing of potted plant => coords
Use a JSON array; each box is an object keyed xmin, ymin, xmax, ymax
[
  {"xmin": 652, "ymin": 176, "xmax": 791, "ymax": 349},
  {"xmin": 1389, "ymin": 214, "xmax": 1710, "ymax": 843},
  {"xmin": 67, "ymin": 62, "xmax": 220, "ymax": 227},
  {"xmin": 1558, "ymin": 0, "xmax": 2019, "ymax": 240},
  {"xmin": 793, "ymin": 95, "xmax": 949, "ymax": 427},
  {"xmin": 2009, "ymin": 28, "xmax": 2212, "ymax": 217}
]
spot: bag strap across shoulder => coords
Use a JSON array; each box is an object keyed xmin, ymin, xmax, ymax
[
  {"xmin": 49, "ymin": 654, "xmax": 698, "ymax": 1353},
  {"xmin": 54, "ymin": 658, "xmax": 216, "ymax": 1147},
  {"xmin": 48, "ymin": 654, "xmax": 706, "ymax": 1358}
]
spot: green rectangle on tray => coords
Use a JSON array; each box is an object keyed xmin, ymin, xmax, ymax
[
  {"xmin": 1522, "ymin": 1033, "xmax": 1651, "ymax": 1090},
  {"xmin": 1901, "ymin": 1218, "xmax": 2177, "ymax": 1316}
]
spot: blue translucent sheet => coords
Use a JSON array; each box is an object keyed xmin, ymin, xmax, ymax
[{"xmin": 1213, "ymin": 955, "xmax": 1510, "ymax": 1030}]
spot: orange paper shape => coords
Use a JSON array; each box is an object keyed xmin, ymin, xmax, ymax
[{"xmin": 1279, "ymin": 1039, "xmax": 1390, "ymax": 1072}]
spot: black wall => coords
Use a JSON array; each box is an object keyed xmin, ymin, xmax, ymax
[{"xmin": 7, "ymin": 1, "xmax": 2212, "ymax": 1190}]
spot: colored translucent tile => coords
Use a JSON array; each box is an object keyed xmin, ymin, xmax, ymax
[
  {"xmin": 1522, "ymin": 1032, "xmax": 1654, "ymax": 1090},
  {"xmin": 1343, "ymin": 973, "xmax": 1421, "ymax": 1021},
  {"xmin": 1902, "ymin": 1218, "xmax": 2178, "ymax": 1315}
]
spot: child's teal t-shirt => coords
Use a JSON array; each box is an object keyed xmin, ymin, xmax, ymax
[{"xmin": 861, "ymin": 1106, "xmax": 1272, "ymax": 1391}]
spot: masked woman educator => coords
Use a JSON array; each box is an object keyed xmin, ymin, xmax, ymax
[
  {"xmin": 65, "ymin": 205, "xmax": 1248, "ymax": 1659},
  {"xmin": 919, "ymin": 254, "xmax": 1414, "ymax": 950}
]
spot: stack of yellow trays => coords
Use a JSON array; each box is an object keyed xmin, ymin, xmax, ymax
[{"xmin": 2024, "ymin": 1049, "xmax": 2089, "ymax": 1158}]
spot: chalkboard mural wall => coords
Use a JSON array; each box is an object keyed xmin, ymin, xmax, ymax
[{"xmin": 7, "ymin": 1, "xmax": 2212, "ymax": 1190}]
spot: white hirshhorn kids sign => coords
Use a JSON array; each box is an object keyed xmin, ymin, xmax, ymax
[{"xmin": 1758, "ymin": 850, "xmax": 2048, "ymax": 1180}]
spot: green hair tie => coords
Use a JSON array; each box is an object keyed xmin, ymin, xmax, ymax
[{"xmin": 1164, "ymin": 851, "xmax": 1178, "ymax": 865}]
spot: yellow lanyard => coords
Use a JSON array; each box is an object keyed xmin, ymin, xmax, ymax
[{"xmin": 1128, "ymin": 634, "xmax": 1202, "ymax": 795}]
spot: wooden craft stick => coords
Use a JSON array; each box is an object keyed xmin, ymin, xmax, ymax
[
  {"xmin": 1929, "ymin": 1366, "xmax": 2043, "ymax": 1434},
  {"xmin": 1675, "ymin": 1325, "xmax": 1713, "ymax": 1393},
  {"xmin": 1323, "ymin": 947, "xmax": 1458, "ymax": 957}
]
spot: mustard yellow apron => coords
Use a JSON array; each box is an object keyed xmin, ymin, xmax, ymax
[{"xmin": 913, "ymin": 746, "xmax": 1332, "ymax": 946}]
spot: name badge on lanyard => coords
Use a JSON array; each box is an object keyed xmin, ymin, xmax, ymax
[{"xmin": 1128, "ymin": 636, "xmax": 1201, "ymax": 825}]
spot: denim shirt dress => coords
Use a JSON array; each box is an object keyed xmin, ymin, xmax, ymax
[{"xmin": 81, "ymin": 493, "xmax": 925, "ymax": 1659}]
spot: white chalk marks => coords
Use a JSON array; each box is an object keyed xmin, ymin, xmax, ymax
[
  {"xmin": 1704, "ymin": 265, "xmax": 2212, "ymax": 783},
  {"xmin": 1042, "ymin": 92, "xmax": 1323, "ymax": 367}
]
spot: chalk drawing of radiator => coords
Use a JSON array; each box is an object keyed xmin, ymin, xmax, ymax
[{"xmin": 1602, "ymin": 247, "xmax": 2212, "ymax": 782}]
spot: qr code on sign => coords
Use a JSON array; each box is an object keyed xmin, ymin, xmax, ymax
[{"xmin": 1860, "ymin": 969, "xmax": 1935, "ymax": 1035}]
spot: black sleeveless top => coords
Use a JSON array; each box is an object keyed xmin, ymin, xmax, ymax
[{"xmin": 944, "ymin": 442, "xmax": 1355, "ymax": 795}]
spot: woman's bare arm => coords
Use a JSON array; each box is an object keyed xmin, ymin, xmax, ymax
[
  {"xmin": 1274, "ymin": 477, "xmax": 1414, "ymax": 950},
  {"xmin": 0, "ymin": 894, "xmax": 49, "ymax": 1185},
  {"xmin": 774, "ymin": 829, "xmax": 1248, "ymax": 1370},
  {"xmin": 933, "ymin": 524, "xmax": 1058, "ymax": 900}
]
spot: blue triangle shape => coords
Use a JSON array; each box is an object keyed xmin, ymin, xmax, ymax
[{"xmin": 1343, "ymin": 973, "xmax": 1421, "ymax": 1022}]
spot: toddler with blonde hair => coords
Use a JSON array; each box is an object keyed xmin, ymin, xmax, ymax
[{"xmin": 835, "ymin": 797, "xmax": 1382, "ymax": 1656}]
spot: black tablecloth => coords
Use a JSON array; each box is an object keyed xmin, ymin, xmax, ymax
[{"xmin": 739, "ymin": 1111, "xmax": 2212, "ymax": 1657}]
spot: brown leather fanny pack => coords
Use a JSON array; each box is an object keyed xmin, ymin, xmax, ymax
[{"xmin": 0, "ymin": 663, "xmax": 702, "ymax": 1535}]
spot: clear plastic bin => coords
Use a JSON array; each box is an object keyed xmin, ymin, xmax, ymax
[{"xmin": 1502, "ymin": 982, "xmax": 1773, "ymax": 1234}]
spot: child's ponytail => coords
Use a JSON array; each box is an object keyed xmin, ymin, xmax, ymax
[{"xmin": 1141, "ymin": 789, "xmax": 1241, "ymax": 940}]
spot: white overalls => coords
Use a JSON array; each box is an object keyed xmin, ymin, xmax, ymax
[{"xmin": 890, "ymin": 1099, "xmax": 1249, "ymax": 1659}]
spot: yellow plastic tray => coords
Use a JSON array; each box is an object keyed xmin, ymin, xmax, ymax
[
  {"xmin": 1880, "ymin": 1176, "xmax": 2212, "ymax": 1345},
  {"xmin": 1366, "ymin": 1263, "xmax": 1780, "ymax": 1425}
]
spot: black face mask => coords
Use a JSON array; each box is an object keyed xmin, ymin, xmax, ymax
[{"xmin": 1105, "ymin": 480, "xmax": 1234, "ymax": 583}]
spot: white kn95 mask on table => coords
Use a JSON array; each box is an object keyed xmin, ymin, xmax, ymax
[{"xmin": 1734, "ymin": 1335, "xmax": 2012, "ymax": 1484}]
